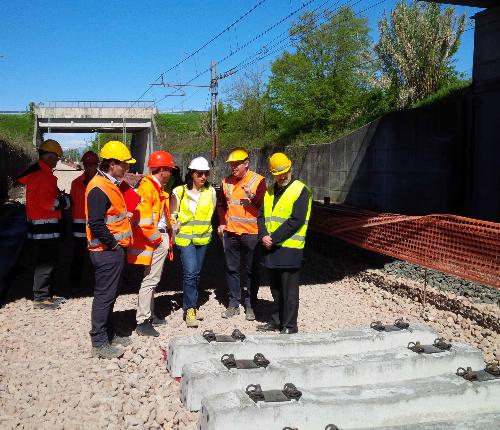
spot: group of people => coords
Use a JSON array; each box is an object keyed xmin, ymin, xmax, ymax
[{"xmin": 17, "ymin": 139, "xmax": 312, "ymax": 360}]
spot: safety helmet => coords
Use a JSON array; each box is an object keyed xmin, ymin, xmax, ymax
[
  {"xmin": 148, "ymin": 150, "xmax": 175, "ymax": 169},
  {"xmin": 226, "ymin": 147, "xmax": 249, "ymax": 163},
  {"xmin": 269, "ymin": 152, "xmax": 292, "ymax": 176},
  {"xmin": 99, "ymin": 141, "xmax": 136, "ymax": 163},
  {"xmin": 188, "ymin": 156, "xmax": 210, "ymax": 171},
  {"xmin": 39, "ymin": 139, "xmax": 63, "ymax": 157},
  {"xmin": 81, "ymin": 151, "xmax": 99, "ymax": 164}
]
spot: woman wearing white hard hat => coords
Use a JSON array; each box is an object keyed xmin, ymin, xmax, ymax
[{"xmin": 170, "ymin": 157, "xmax": 216, "ymax": 327}]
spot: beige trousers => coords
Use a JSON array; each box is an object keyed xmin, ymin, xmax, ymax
[{"xmin": 136, "ymin": 233, "xmax": 169, "ymax": 324}]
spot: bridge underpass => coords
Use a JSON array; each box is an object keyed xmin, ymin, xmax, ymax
[{"xmin": 34, "ymin": 101, "xmax": 158, "ymax": 173}]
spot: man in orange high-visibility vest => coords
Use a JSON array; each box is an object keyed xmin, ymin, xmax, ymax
[
  {"xmin": 217, "ymin": 147, "xmax": 266, "ymax": 320},
  {"xmin": 127, "ymin": 150, "xmax": 174, "ymax": 337},
  {"xmin": 69, "ymin": 151, "xmax": 98, "ymax": 296},
  {"xmin": 86, "ymin": 141, "xmax": 135, "ymax": 360},
  {"xmin": 16, "ymin": 139, "xmax": 69, "ymax": 310}
]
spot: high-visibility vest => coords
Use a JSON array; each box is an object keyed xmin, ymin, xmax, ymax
[
  {"xmin": 70, "ymin": 173, "xmax": 87, "ymax": 238},
  {"xmin": 222, "ymin": 170, "xmax": 264, "ymax": 235},
  {"xmin": 16, "ymin": 160, "xmax": 61, "ymax": 240},
  {"xmin": 174, "ymin": 184, "xmax": 214, "ymax": 247},
  {"xmin": 263, "ymin": 179, "xmax": 312, "ymax": 249},
  {"xmin": 85, "ymin": 174, "xmax": 132, "ymax": 251},
  {"xmin": 127, "ymin": 175, "xmax": 172, "ymax": 265}
]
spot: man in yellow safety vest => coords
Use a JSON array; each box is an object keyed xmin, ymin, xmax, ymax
[{"xmin": 257, "ymin": 152, "xmax": 312, "ymax": 334}]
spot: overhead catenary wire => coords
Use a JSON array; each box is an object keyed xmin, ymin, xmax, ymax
[{"xmin": 123, "ymin": 0, "xmax": 269, "ymax": 115}]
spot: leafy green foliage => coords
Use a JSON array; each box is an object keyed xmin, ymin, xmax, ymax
[
  {"xmin": 0, "ymin": 113, "xmax": 34, "ymax": 150},
  {"xmin": 375, "ymin": 1, "xmax": 466, "ymax": 109}
]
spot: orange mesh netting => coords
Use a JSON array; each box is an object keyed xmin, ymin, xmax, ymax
[{"xmin": 309, "ymin": 203, "xmax": 500, "ymax": 289}]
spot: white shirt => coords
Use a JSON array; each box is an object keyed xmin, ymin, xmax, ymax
[{"xmin": 151, "ymin": 175, "xmax": 167, "ymax": 231}]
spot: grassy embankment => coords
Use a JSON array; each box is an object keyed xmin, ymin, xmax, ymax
[{"xmin": 0, "ymin": 113, "xmax": 35, "ymax": 151}]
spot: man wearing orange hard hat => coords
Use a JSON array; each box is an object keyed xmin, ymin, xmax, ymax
[
  {"xmin": 128, "ymin": 150, "xmax": 175, "ymax": 337},
  {"xmin": 69, "ymin": 150, "xmax": 99, "ymax": 296},
  {"xmin": 257, "ymin": 152, "xmax": 312, "ymax": 334}
]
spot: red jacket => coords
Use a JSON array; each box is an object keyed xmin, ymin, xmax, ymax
[
  {"xmin": 17, "ymin": 160, "xmax": 62, "ymax": 239},
  {"xmin": 70, "ymin": 173, "xmax": 87, "ymax": 238}
]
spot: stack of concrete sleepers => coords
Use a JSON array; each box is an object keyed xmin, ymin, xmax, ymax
[{"xmin": 165, "ymin": 322, "xmax": 500, "ymax": 429}]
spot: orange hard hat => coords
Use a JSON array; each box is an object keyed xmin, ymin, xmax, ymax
[
  {"xmin": 148, "ymin": 150, "xmax": 174, "ymax": 169},
  {"xmin": 81, "ymin": 151, "xmax": 99, "ymax": 164}
]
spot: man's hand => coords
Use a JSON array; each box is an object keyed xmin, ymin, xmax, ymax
[
  {"xmin": 242, "ymin": 184, "xmax": 255, "ymax": 199},
  {"xmin": 217, "ymin": 225, "xmax": 226, "ymax": 238},
  {"xmin": 262, "ymin": 235, "xmax": 273, "ymax": 250}
]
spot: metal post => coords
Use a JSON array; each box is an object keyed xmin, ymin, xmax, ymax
[{"xmin": 210, "ymin": 60, "xmax": 219, "ymax": 161}]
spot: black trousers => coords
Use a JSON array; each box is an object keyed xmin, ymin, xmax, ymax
[
  {"xmin": 269, "ymin": 268, "xmax": 300, "ymax": 330},
  {"xmin": 224, "ymin": 232, "xmax": 259, "ymax": 308},
  {"xmin": 89, "ymin": 247, "xmax": 125, "ymax": 347},
  {"xmin": 30, "ymin": 239, "xmax": 59, "ymax": 302}
]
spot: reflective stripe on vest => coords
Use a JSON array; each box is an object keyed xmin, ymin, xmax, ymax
[
  {"xmin": 27, "ymin": 218, "xmax": 60, "ymax": 240},
  {"xmin": 263, "ymin": 180, "xmax": 312, "ymax": 249},
  {"xmin": 72, "ymin": 218, "xmax": 86, "ymax": 238},
  {"xmin": 228, "ymin": 216, "xmax": 257, "ymax": 224},
  {"xmin": 105, "ymin": 212, "xmax": 127, "ymax": 223},
  {"xmin": 88, "ymin": 229, "xmax": 132, "ymax": 247},
  {"xmin": 174, "ymin": 185, "xmax": 214, "ymax": 247},
  {"xmin": 127, "ymin": 248, "xmax": 154, "ymax": 258}
]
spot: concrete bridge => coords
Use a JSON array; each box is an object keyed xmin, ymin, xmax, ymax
[{"xmin": 34, "ymin": 101, "xmax": 159, "ymax": 173}]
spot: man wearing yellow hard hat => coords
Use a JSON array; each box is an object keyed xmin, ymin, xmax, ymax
[
  {"xmin": 256, "ymin": 152, "xmax": 312, "ymax": 334},
  {"xmin": 85, "ymin": 140, "xmax": 135, "ymax": 359},
  {"xmin": 217, "ymin": 147, "xmax": 266, "ymax": 320},
  {"xmin": 16, "ymin": 139, "xmax": 69, "ymax": 309}
]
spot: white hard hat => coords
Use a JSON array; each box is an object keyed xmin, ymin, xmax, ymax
[{"xmin": 188, "ymin": 156, "xmax": 210, "ymax": 171}]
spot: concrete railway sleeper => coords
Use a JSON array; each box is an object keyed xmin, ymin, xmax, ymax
[
  {"xmin": 197, "ymin": 374, "xmax": 500, "ymax": 430},
  {"xmin": 181, "ymin": 341, "xmax": 484, "ymax": 411}
]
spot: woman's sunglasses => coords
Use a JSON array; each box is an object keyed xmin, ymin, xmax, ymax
[{"xmin": 194, "ymin": 171, "xmax": 209, "ymax": 177}]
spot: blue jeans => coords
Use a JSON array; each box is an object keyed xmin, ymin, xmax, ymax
[{"xmin": 179, "ymin": 243, "xmax": 208, "ymax": 311}]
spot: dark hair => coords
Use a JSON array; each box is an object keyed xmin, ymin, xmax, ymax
[
  {"xmin": 184, "ymin": 169, "xmax": 210, "ymax": 191},
  {"xmin": 99, "ymin": 158, "xmax": 120, "ymax": 173}
]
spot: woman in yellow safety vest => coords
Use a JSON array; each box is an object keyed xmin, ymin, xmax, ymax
[{"xmin": 170, "ymin": 157, "xmax": 216, "ymax": 328}]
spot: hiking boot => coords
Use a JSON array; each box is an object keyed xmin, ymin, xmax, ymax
[
  {"xmin": 92, "ymin": 342, "xmax": 124, "ymax": 359},
  {"xmin": 280, "ymin": 327, "xmax": 298, "ymax": 334},
  {"xmin": 110, "ymin": 335, "xmax": 132, "ymax": 347},
  {"xmin": 33, "ymin": 299, "xmax": 60, "ymax": 310},
  {"xmin": 256, "ymin": 321, "xmax": 280, "ymax": 332},
  {"xmin": 185, "ymin": 308, "xmax": 198, "ymax": 328},
  {"xmin": 221, "ymin": 306, "xmax": 240, "ymax": 319},
  {"xmin": 151, "ymin": 315, "xmax": 167, "ymax": 326},
  {"xmin": 49, "ymin": 296, "xmax": 66, "ymax": 305},
  {"xmin": 136, "ymin": 320, "xmax": 160, "ymax": 337},
  {"xmin": 245, "ymin": 307, "xmax": 255, "ymax": 321}
]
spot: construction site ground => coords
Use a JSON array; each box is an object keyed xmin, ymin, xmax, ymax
[{"xmin": 0, "ymin": 166, "xmax": 499, "ymax": 429}]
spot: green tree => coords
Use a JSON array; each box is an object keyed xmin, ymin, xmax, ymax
[
  {"xmin": 268, "ymin": 7, "xmax": 376, "ymax": 137},
  {"xmin": 375, "ymin": 0, "xmax": 466, "ymax": 109}
]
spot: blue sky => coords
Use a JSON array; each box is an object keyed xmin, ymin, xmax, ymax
[{"xmin": 1, "ymin": 0, "xmax": 482, "ymax": 149}]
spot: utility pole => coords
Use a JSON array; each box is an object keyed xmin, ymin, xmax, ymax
[{"xmin": 210, "ymin": 60, "xmax": 219, "ymax": 161}]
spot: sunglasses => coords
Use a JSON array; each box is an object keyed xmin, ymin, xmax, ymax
[{"xmin": 194, "ymin": 171, "xmax": 209, "ymax": 177}]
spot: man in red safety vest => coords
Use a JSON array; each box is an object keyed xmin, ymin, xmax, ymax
[
  {"xmin": 69, "ymin": 150, "xmax": 99, "ymax": 296},
  {"xmin": 16, "ymin": 139, "xmax": 70, "ymax": 309}
]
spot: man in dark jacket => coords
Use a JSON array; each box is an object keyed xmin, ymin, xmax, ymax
[{"xmin": 256, "ymin": 152, "xmax": 312, "ymax": 334}]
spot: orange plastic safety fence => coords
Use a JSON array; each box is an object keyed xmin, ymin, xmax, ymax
[{"xmin": 309, "ymin": 203, "xmax": 500, "ymax": 289}]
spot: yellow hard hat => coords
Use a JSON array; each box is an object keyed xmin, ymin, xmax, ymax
[
  {"xmin": 269, "ymin": 152, "xmax": 292, "ymax": 176},
  {"xmin": 226, "ymin": 147, "xmax": 249, "ymax": 163},
  {"xmin": 39, "ymin": 139, "xmax": 63, "ymax": 157},
  {"xmin": 99, "ymin": 141, "xmax": 136, "ymax": 163}
]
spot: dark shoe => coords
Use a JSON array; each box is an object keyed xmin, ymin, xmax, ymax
[
  {"xmin": 33, "ymin": 299, "xmax": 60, "ymax": 310},
  {"xmin": 221, "ymin": 306, "xmax": 240, "ymax": 319},
  {"xmin": 136, "ymin": 321, "xmax": 160, "ymax": 337},
  {"xmin": 151, "ymin": 316, "xmax": 166, "ymax": 326},
  {"xmin": 280, "ymin": 327, "xmax": 298, "ymax": 334},
  {"xmin": 256, "ymin": 322, "xmax": 280, "ymax": 332},
  {"xmin": 110, "ymin": 335, "xmax": 132, "ymax": 347},
  {"xmin": 49, "ymin": 296, "xmax": 66, "ymax": 305},
  {"xmin": 92, "ymin": 342, "xmax": 124, "ymax": 359},
  {"xmin": 245, "ymin": 307, "xmax": 255, "ymax": 321}
]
